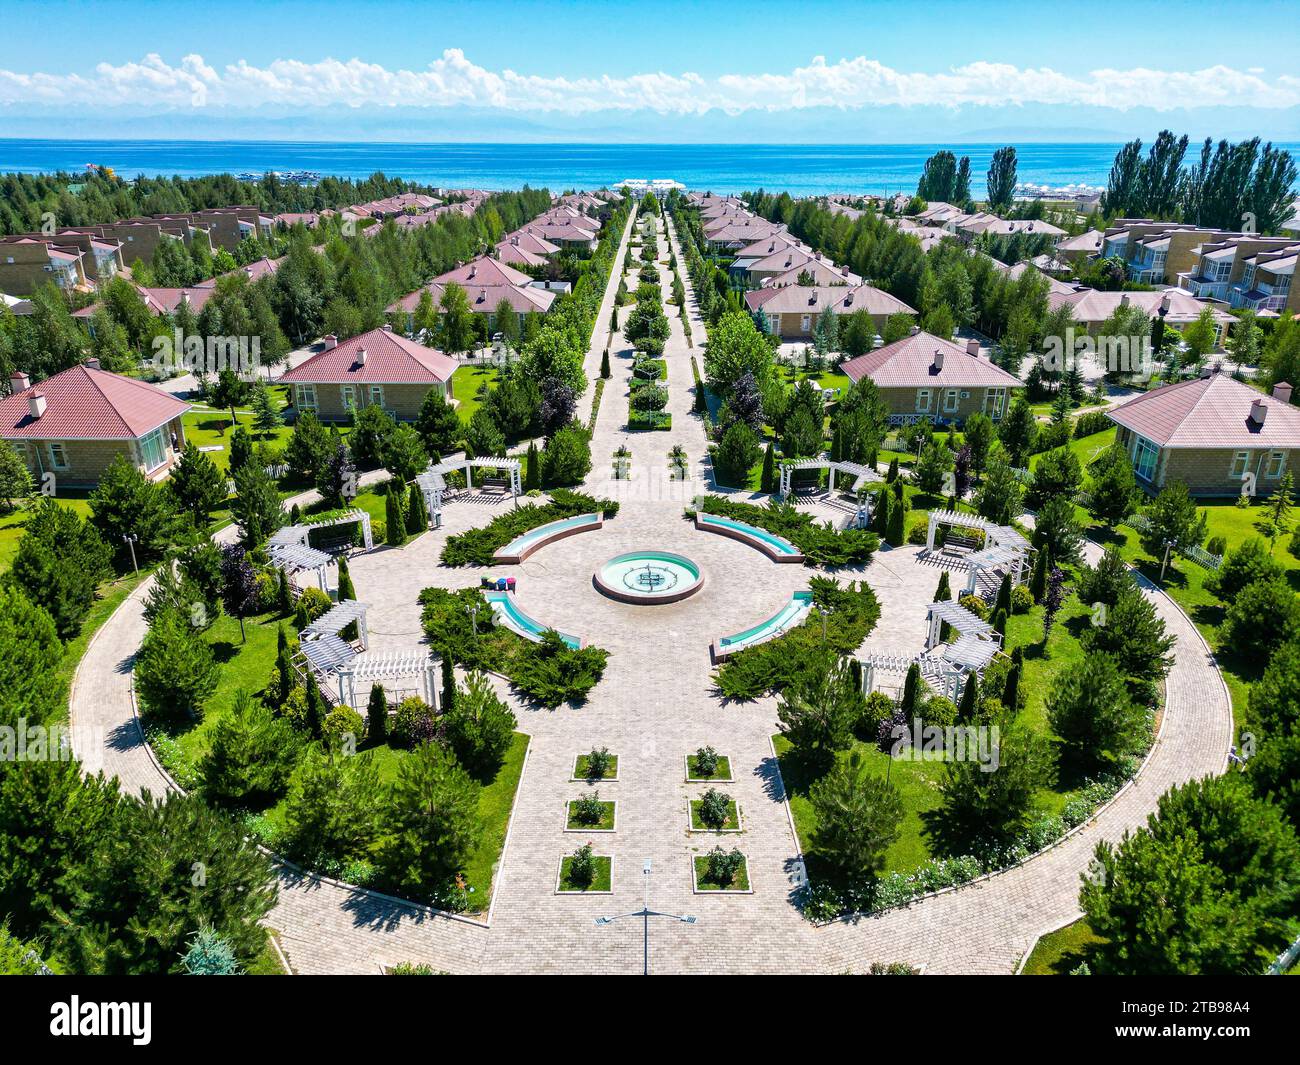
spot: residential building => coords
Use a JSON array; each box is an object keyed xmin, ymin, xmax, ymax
[
  {"xmin": 386, "ymin": 255, "xmax": 557, "ymax": 334},
  {"xmin": 1055, "ymin": 229, "xmax": 1105, "ymax": 264},
  {"xmin": 1046, "ymin": 288, "xmax": 1234, "ymax": 343},
  {"xmin": 0, "ymin": 237, "xmax": 91, "ymax": 296},
  {"xmin": 278, "ymin": 326, "xmax": 457, "ymax": 424},
  {"xmin": 1176, "ymin": 235, "xmax": 1299, "ymax": 314},
  {"xmin": 0, "ymin": 362, "xmax": 190, "ymax": 488},
  {"xmin": 1106, "ymin": 371, "xmax": 1300, "ymax": 497},
  {"xmin": 744, "ymin": 284, "xmax": 915, "ymax": 340},
  {"xmin": 839, "ymin": 328, "xmax": 1022, "ymax": 425}
]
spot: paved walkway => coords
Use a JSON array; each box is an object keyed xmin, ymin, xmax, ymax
[{"xmin": 68, "ymin": 205, "xmax": 1233, "ymax": 975}]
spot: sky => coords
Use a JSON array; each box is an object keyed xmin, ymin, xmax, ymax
[{"xmin": 2, "ymin": 0, "xmax": 1299, "ymax": 142}]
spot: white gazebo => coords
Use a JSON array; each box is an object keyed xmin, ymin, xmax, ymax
[
  {"xmin": 417, "ymin": 456, "xmax": 523, "ymax": 526},
  {"xmin": 268, "ymin": 542, "xmax": 333, "ymax": 592},
  {"xmin": 778, "ymin": 459, "xmax": 878, "ymax": 499},
  {"xmin": 923, "ymin": 509, "xmax": 1029, "ymax": 593},
  {"xmin": 270, "ymin": 508, "xmax": 375, "ymax": 554},
  {"xmin": 924, "ymin": 599, "xmax": 1000, "ymax": 651},
  {"xmin": 335, "ymin": 650, "xmax": 439, "ymax": 711},
  {"xmin": 302, "ymin": 599, "xmax": 371, "ymax": 651}
]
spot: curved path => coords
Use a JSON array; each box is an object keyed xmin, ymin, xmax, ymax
[{"xmin": 69, "ymin": 205, "xmax": 1233, "ymax": 974}]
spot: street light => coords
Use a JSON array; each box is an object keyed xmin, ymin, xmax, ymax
[
  {"xmin": 466, "ymin": 602, "xmax": 480, "ymax": 637},
  {"xmin": 817, "ymin": 605, "xmax": 830, "ymax": 644},
  {"xmin": 595, "ymin": 859, "xmax": 696, "ymax": 975},
  {"xmin": 1159, "ymin": 538, "xmax": 1174, "ymax": 583},
  {"xmin": 122, "ymin": 533, "xmax": 139, "ymax": 574}
]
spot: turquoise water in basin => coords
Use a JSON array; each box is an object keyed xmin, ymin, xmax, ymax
[
  {"xmin": 718, "ymin": 591, "xmax": 814, "ymax": 653},
  {"xmin": 484, "ymin": 590, "xmax": 581, "ymax": 649},
  {"xmin": 498, "ymin": 512, "xmax": 599, "ymax": 555},
  {"xmin": 597, "ymin": 551, "xmax": 702, "ymax": 600},
  {"xmin": 699, "ymin": 513, "xmax": 799, "ymax": 556}
]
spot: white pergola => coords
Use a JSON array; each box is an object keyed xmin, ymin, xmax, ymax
[
  {"xmin": 271, "ymin": 509, "xmax": 375, "ymax": 554},
  {"xmin": 336, "ymin": 650, "xmax": 439, "ymax": 711},
  {"xmin": 857, "ymin": 650, "xmax": 966, "ymax": 703},
  {"xmin": 924, "ymin": 600, "xmax": 1000, "ymax": 650},
  {"xmin": 418, "ymin": 456, "xmax": 522, "ymax": 524},
  {"xmin": 268, "ymin": 542, "xmax": 333, "ymax": 591},
  {"xmin": 297, "ymin": 634, "xmax": 358, "ymax": 701},
  {"xmin": 302, "ymin": 599, "xmax": 371, "ymax": 651},
  {"xmin": 923, "ymin": 509, "xmax": 1029, "ymax": 590},
  {"xmin": 778, "ymin": 459, "xmax": 878, "ymax": 499}
]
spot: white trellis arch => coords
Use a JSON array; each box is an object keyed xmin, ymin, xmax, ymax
[
  {"xmin": 268, "ymin": 542, "xmax": 332, "ymax": 592},
  {"xmin": 336, "ymin": 650, "xmax": 439, "ymax": 711},
  {"xmin": 416, "ymin": 456, "xmax": 523, "ymax": 526},
  {"xmin": 302, "ymin": 599, "xmax": 371, "ymax": 651},
  {"xmin": 923, "ymin": 509, "xmax": 1029, "ymax": 592},
  {"xmin": 778, "ymin": 459, "xmax": 878, "ymax": 499}
]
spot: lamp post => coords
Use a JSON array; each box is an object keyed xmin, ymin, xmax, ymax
[
  {"xmin": 595, "ymin": 859, "xmax": 696, "ymax": 976},
  {"xmin": 817, "ymin": 605, "xmax": 830, "ymax": 645},
  {"xmin": 122, "ymin": 533, "xmax": 139, "ymax": 575},
  {"xmin": 466, "ymin": 602, "xmax": 480, "ymax": 637},
  {"xmin": 1159, "ymin": 538, "xmax": 1174, "ymax": 583}
]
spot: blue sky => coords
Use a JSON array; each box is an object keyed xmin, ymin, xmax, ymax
[{"xmin": 2, "ymin": 0, "xmax": 1299, "ymax": 142}]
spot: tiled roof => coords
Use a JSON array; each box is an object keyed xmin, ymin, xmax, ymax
[
  {"xmin": 745, "ymin": 284, "xmax": 914, "ymax": 318},
  {"xmin": 435, "ymin": 256, "xmax": 533, "ymax": 288},
  {"xmin": 839, "ymin": 330, "xmax": 1022, "ymax": 389},
  {"xmin": 1106, "ymin": 373, "xmax": 1300, "ymax": 449},
  {"xmin": 0, "ymin": 364, "xmax": 190, "ymax": 440},
  {"xmin": 1048, "ymin": 287, "xmax": 1234, "ymax": 326},
  {"xmin": 278, "ymin": 328, "xmax": 457, "ymax": 385}
]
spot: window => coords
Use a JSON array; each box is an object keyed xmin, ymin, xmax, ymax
[
  {"xmin": 1265, "ymin": 451, "xmax": 1286, "ymax": 479},
  {"xmin": 340, "ymin": 385, "xmax": 355, "ymax": 411},
  {"xmin": 1229, "ymin": 451, "xmax": 1251, "ymax": 479},
  {"xmin": 800, "ymin": 314, "xmax": 811, "ymax": 332},
  {"xmin": 915, "ymin": 389, "xmax": 932, "ymax": 412},
  {"xmin": 985, "ymin": 387, "xmax": 1007, "ymax": 417},
  {"xmin": 768, "ymin": 313, "xmax": 780, "ymax": 332},
  {"xmin": 296, "ymin": 384, "xmax": 317, "ymax": 411},
  {"xmin": 138, "ymin": 427, "xmax": 167, "ymax": 472},
  {"xmin": 47, "ymin": 442, "xmax": 69, "ymax": 470},
  {"xmin": 369, "ymin": 385, "xmax": 385, "ymax": 408},
  {"xmin": 944, "ymin": 389, "xmax": 960, "ymax": 413},
  {"xmin": 1133, "ymin": 436, "xmax": 1160, "ymax": 482}
]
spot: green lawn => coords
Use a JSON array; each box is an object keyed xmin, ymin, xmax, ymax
[
  {"xmin": 0, "ymin": 496, "xmax": 94, "ymax": 574},
  {"xmin": 557, "ymin": 853, "xmax": 612, "ymax": 893},
  {"xmin": 1027, "ymin": 427, "xmax": 1117, "ymax": 473},
  {"xmin": 566, "ymin": 798, "xmax": 616, "ymax": 831},
  {"xmin": 1021, "ymin": 917, "xmax": 1105, "ymax": 974},
  {"xmin": 182, "ymin": 389, "xmax": 296, "ymax": 474},
  {"xmin": 152, "ymin": 607, "xmax": 529, "ymax": 914},
  {"xmin": 693, "ymin": 853, "xmax": 751, "ymax": 891},
  {"xmin": 450, "ymin": 365, "xmax": 499, "ymax": 425}
]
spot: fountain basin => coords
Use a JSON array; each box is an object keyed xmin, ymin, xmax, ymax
[{"xmin": 594, "ymin": 551, "xmax": 704, "ymax": 604}]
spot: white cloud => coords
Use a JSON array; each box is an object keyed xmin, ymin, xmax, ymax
[{"xmin": 1, "ymin": 50, "xmax": 1298, "ymax": 114}]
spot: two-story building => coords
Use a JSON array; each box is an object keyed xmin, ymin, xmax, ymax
[
  {"xmin": 838, "ymin": 328, "xmax": 1022, "ymax": 425},
  {"xmin": 0, "ymin": 362, "xmax": 190, "ymax": 488},
  {"xmin": 278, "ymin": 326, "xmax": 457, "ymax": 425},
  {"xmin": 1107, "ymin": 371, "xmax": 1300, "ymax": 497},
  {"xmin": 1176, "ymin": 235, "xmax": 1299, "ymax": 314}
]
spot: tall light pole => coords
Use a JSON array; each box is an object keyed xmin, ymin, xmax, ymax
[
  {"xmin": 122, "ymin": 533, "xmax": 139, "ymax": 575},
  {"xmin": 466, "ymin": 602, "xmax": 480, "ymax": 637},
  {"xmin": 595, "ymin": 859, "xmax": 696, "ymax": 975}
]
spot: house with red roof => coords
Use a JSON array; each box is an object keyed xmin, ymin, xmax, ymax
[
  {"xmin": 839, "ymin": 327, "xmax": 1022, "ymax": 426},
  {"xmin": 278, "ymin": 325, "xmax": 457, "ymax": 424},
  {"xmin": 745, "ymin": 284, "xmax": 914, "ymax": 341},
  {"xmin": 0, "ymin": 361, "xmax": 191, "ymax": 488},
  {"xmin": 1106, "ymin": 371, "xmax": 1300, "ymax": 497},
  {"xmin": 386, "ymin": 255, "xmax": 557, "ymax": 335}
]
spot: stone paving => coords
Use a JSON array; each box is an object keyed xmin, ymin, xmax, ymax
[{"xmin": 68, "ymin": 203, "xmax": 1234, "ymax": 975}]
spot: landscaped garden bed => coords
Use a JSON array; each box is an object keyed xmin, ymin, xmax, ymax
[
  {"xmin": 689, "ymin": 495, "xmax": 878, "ymax": 568},
  {"xmin": 440, "ymin": 489, "xmax": 620, "ymax": 567},
  {"xmin": 574, "ymin": 747, "xmax": 619, "ymax": 781},
  {"xmin": 685, "ymin": 747, "xmax": 732, "ymax": 782},
  {"xmin": 692, "ymin": 847, "xmax": 752, "ymax": 893},
  {"xmin": 688, "ymin": 788, "xmax": 742, "ymax": 833},
  {"xmin": 565, "ymin": 794, "xmax": 617, "ymax": 832},
  {"xmin": 556, "ymin": 846, "xmax": 613, "ymax": 894}
]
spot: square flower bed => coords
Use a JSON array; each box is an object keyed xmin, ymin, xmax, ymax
[
  {"xmin": 565, "ymin": 794, "xmax": 617, "ymax": 832},
  {"xmin": 685, "ymin": 747, "xmax": 732, "ymax": 782},
  {"xmin": 573, "ymin": 749, "xmax": 619, "ymax": 782},
  {"xmin": 692, "ymin": 847, "xmax": 752, "ymax": 894},
  {"xmin": 556, "ymin": 847, "xmax": 613, "ymax": 894},
  {"xmin": 688, "ymin": 789, "xmax": 742, "ymax": 833}
]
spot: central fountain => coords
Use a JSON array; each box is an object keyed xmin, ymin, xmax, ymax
[{"xmin": 594, "ymin": 551, "xmax": 704, "ymax": 604}]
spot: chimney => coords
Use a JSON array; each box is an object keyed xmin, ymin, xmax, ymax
[
  {"xmin": 1250, "ymin": 398, "xmax": 1268, "ymax": 427},
  {"xmin": 1273, "ymin": 382, "xmax": 1293, "ymax": 404},
  {"xmin": 966, "ymin": 339, "xmax": 980, "ymax": 357},
  {"xmin": 9, "ymin": 371, "xmax": 30, "ymax": 393},
  {"xmin": 1200, "ymin": 365, "xmax": 1213, "ymax": 379},
  {"xmin": 323, "ymin": 334, "xmax": 338, "ymax": 350},
  {"xmin": 1160, "ymin": 293, "xmax": 1172, "ymax": 314},
  {"xmin": 1120, "ymin": 294, "xmax": 1131, "ymax": 308},
  {"xmin": 382, "ymin": 322, "xmax": 393, "ymax": 332},
  {"xmin": 28, "ymin": 391, "xmax": 46, "ymax": 420},
  {"xmin": 84, "ymin": 357, "xmax": 101, "ymax": 369},
  {"xmin": 933, "ymin": 350, "xmax": 945, "ymax": 372},
  {"xmin": 909, "ymin": 324, "xmax": 920, "ymax": 336},
  {"xmin": 357, "ymin": 347, "xmax": 368, "ymax": 365}
]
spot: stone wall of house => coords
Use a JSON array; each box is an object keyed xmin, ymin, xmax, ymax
[
  {"xmin": 13, "ymin": 414, "xmax": 185, "ymax": 490},
  {"xmin": 877, "ymin": 385, "xmax": 1011, "ymax": 424},
  {"xmin": 299, "ymin": 381, "xmax": 446, "ymax": 424},
  {"xmin": 768, "ymin": 309, "xmax": 902, "ymax": 340},
  {"xmin": 1158, "ymin": 445, "xmax": 1298, "ymax": 497}
]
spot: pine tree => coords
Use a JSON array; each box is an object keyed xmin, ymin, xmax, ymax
[
  {"xmin": 958, "ymin": 672, "xmax": 980, "ymax": 721},
  {"xmin": 385, "ymin": 488, "xmax": 407, "ymax": 547},
  {"xmin": 250, "ymin": 380, "xmax": 282, "ymax": 436},
  {"xmin": 600, "ymin": 349, "xmax": 611, "ymax": 379},
  {"xmin": 1267, "ymin": 470, "xmax": 1294, "ymax": 545},
  {"xmin": 367, "ymin": 683, "xmax": 388, "ymax": 745},
  {"xmin": 441, "ymin": 655, "xmax": 456, "ymax": 713},
  {"xmin": 873, "ymin": 486, "xmax": 891, "ymax": 535},
  {"xmin": 760, "ymin": 443, "xmax": 776, "ymax": 494},
  {"xmin": 900, "ymin": 662, "xmax": 923, "ymax": 720},
  {"xmin": 406, "ymin": 481, "xmax": 428, "ymax": 534},
  {"xmin": 887, "ymin": 488, "xmax": 908, "ymax": 545},
  {"xmin": 935, "ymin": 571, "xmax": 951, "ymax": 601},
  {"xmin": 272, "ymin": 623, "xmax": 294, "ymax": 707},
  {"xmin": 1029, "ymin": 546, "xmax": 1050, "ymax": 602},
  {"xmin": 991, "ymin": 607, "xmax": 1008, "ymax": 640},
  {"xmin": 995, "ymin": 574, "xmax": 1012, "ymax": 617},
  {"xmin": 1002, "ymin": 659, "xmax": 1022, "ymax": 714},
  {"xmin": 303, "ymin": 672, "xmax": 326, "ymax": 739},
  {"xmin": 336, "ymin": 555, "xmax": 358, "ymax": 642},
  {"xmin": 524, "ymin": 441, "xmax": 541, "ymax": 492},
  {"xmin": 887, "ymin": 457, "xmax": 900, "ymax": 483},
  {"xmin": 276, "ymin": 568, "xmax": 292, "ymax": 616}
]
